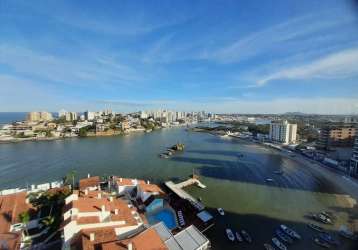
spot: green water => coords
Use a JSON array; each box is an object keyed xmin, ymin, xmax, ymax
[{"xmin": 0, "ymin": 127, "xmax": 356, "ymax": 249}]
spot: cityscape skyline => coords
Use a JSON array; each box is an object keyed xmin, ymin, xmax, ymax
[{"xmin": 1, "ymin": 0, "xmax": 358, "ymax": 114}]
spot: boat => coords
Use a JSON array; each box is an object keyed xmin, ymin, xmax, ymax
[
  {"xmin": 339, "ymin": 225, "xmax": 357, "ymax": 240},
  {"xmin": 274, "ymin": 170, "xmax": 284, "ymax": 175},
  {"xmin": 217, "ymin": 208, "xmax": 225, "ymax": 216},
  {"xmin": 159, "ymin": 154, "xmax": 169, "ymax": 159},
  {"xmin": 276, "ymin": 229, "xmax": 293, "ymax": 244},
  {"xmin": 320, "ymin": 211, "xmax": 334, "ymax": 219},
  {"xmin": 313, "ymin": 237, "xmax": 331, "ymax": 248},
  {"xmin": 319, "ymin": 232, "xmax": 340, "ymax": 246},
  {"xmin": 280, "ymin": 224, "xmax": 301, "ymax": 240},
  {"xmin": 309, "ymin": 213, "xmax": 332, "ymax": 224},
  {"xmin": 272, "ymin": 237, "xmax": 287, "ymax": 250},
  {"xmin": 308, "ymin": 223, "xmax": 325, "ymax": 232},
  {"xmin": 265, "ymin": 178, "xmax": 274, "ymax": 182},
  {"xmin": 263, "ymin": 243, "xmax": 275, "ymax": 250},
  {"xmin": 235, "ymin": 231, "xmax": 243, "ymax": 242},
  {"xmin": 226, "ymin": 229, "xmax": 235, "ymax": 241},
  {"xmin": 241, "ymin": 230, "xmax": 252, "ymax": 243}
]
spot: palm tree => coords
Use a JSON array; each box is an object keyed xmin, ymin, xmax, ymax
[{"xmin": 63, "ymin": 170, "xmax": 76, "ymax": 190}]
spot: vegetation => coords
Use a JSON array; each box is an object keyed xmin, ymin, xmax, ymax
[
  {"xmin": 63, "ymin": 170, "xmax": 76, "ymax": 190},
  {"xmin": 79, "ymin": 127, "xmax": 88, "ymax": 137},
  {"xmin": 18, "ymin": 211, "xmax": 30, "ymax": 235},
  {"xmin": 247, "ymin": 124, "xmax": 270, "ymax": 135}
]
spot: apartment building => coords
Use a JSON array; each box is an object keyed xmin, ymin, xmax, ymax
[
  {"xmin": 317, "ymin": 123, "xmax": 356, "ymax": 150},
  {"xmin": 269, "ymin": 120, "xmax": 297, "ymax": 144}
]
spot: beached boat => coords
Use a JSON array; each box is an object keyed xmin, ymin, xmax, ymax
[
  {"xmin": 276, "ymin": 229, "xmax": 293, "ymax": 244},
  {"xmin": 272, "ymin": 237, "xmax": 287, "ymax": 250},
  {"xmin": 313, "ymin": 237, "xmax": 331, "ymax": 248},
  {"xmin": 226, "ymin": 229, "xmax": 235, "ymax": 241},
  {"xmin": 241, "ymin": 230, "xmax": 252, "ymax": 243},
  {"xmin": 319, "ymin": 232, "xmax": 340, "ymax": 246},
  {"xmin": 280, "ymin": 224, "xmax": 301, "ymax": 240},
  {"xmin": 264, "ymin": 243, "xmax": 275, "ymax": 250},
  {"xmin": 273, "ymin": 170, "xmax": 284, "ymax": 175},
  {"xmin": 217, "ymin": 208, "xmax": 225, "ymax": 216},
  {"xmin": 308, "ymin": 223, "xmax": 325, "ymax": 232},
  {"xmin": 235, "ymin": 231, "xmax": 243, "ymax": 242}
]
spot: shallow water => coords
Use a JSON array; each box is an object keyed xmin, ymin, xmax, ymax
[{"xmin": 0, "ymin": 127, "xmax": 356, "ymax": 249}]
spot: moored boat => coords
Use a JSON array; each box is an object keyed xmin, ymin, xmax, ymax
[
  {"xmin": 241, "ymin": 230, "xmax": 252, "ymax": 243},
  {"xmin": 266, "ymin": 178, "xmax": 274, "ymax": 182},
  {"xmin": 313, "ymin": 237, "xmax": 330, "ymax": 248},
  {"xmin": 339, "ymin": 225, "xmax": 357, "ymax": 240},
  {"xmin": 217, "ymin": 208, "xmax": 225, "ymax": 216},
  {"xmin": 235, "ymin": 231, "xmax": 243, "ymax": 242},
  {"xmin": 319, "ymin": 232, "xmax": 340, "ymax": 246},
  {"xmin": 308, "ymin": 223, "xmax": 325, "ymax": 232},
  {"xmin": 272, "ymin": 237, "xmax": 287, "ymax": 250},
  {"xmin": 276, "ymin": 229, "xmax": 293, "ymax": 244},
  {"xmin": 273, "ymin": 170, "xmax": 284, "ymax": 175},
  {"xmin": 226, "ymin": 229, "xmax": 235, "ymax": 241},
  {"xmin": 264, "ymin": 243, "xmax": 275, "ymax": 250},
  {"xmin": 280, "ymin": 224, "xmax": 301, "ymax": 240}
]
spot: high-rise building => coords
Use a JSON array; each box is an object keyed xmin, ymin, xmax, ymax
[
  {"xmin": 84, "ymin": 111, "xmax": 96, "ymax": 121},
  {"xmin": 269, "ymin": 120, "xmax": 297, "ymax": 144},
  {"xmin": 350, "ymin": 137, "xmax": 358, "ymax": 177},
  {"xmin": 26, "ymin": 111, "xmax": 53, "ymax": 122},
  {"xmin": 65, "ymin": 112, "xmax": 77, "ymax": 121},
  {"xmin": 58, "ymin": 109, "xmax": 67, "ymax": 118}
]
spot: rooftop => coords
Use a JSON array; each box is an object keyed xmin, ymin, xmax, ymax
[{"xmin": 79, "ymin": 176, "xmax": 101, "ymax": 190}]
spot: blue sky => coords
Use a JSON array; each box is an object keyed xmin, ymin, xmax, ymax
[{"xmin": 1, "ymin": 0, "xmax": 358, "ymax": 114}]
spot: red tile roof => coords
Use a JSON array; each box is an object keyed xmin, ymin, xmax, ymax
[
  {"xmin": 138, "ymin": 183, "xmax": 165, "ymax": 195},
  {"xmin": 79, "ymin": 176, "xmax": 101, "ymax": 190}
]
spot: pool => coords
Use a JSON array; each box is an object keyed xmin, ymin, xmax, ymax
[
  {"xmin": 146, "ymin": 198, "xmax": 164, "ymax": 213},
  {"xmin": 146, "ymin": 208, "xmax": 177, "ymax": 230}
]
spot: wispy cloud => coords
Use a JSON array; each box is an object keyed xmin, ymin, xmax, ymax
[
  {"xmin": 256, "ymin": 47, "xmax": 358, "ymax": 85},
  {"xmin": 0, "ymin": 44, "xmax": 142, "ymax": 87},
  {"xmin": 205, "ymin": 14, "xmax": 355, "ymax": 64}
]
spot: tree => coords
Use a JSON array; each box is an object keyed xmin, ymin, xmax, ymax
[
  {"xmin": 79, "ymin": 127, "xmax": 88, "ymax": 137},
  {"xmin": 63, "ymin": 170, "xmax": 76, "ymax": 190},
  {"xmin": 18, "ymin": 211, "xmax": 30, "ymax": 235}
]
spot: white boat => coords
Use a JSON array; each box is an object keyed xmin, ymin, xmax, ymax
[
  {"xmin": 280, "ymin": 224, "xmax": 301, "ymax": 240},
  {"xmin": 241, "ymin": 230, "xmax": 252, "ymax": 243},
  {"xmin": 217, "ymin": 208, "xmax": 225, "ymax": 216},
  {"xmin": 272, "ymin": 237, "xmax": 287, "ymax": 250},
  {"xmin": 266, "ymin": 178, "xmax": 274, "ymax": 182},
  {"xmin": 235, "ymin": 231, "xmax": 243, "ymax": 242},
  {"xmin": 226, "ymin": 229, "xmax": 235, "ymax": 241}
]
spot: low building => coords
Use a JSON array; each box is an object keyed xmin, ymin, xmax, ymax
[
  {"xmin": 317, "ymin": 123, "xmax": 356, "ymax": 150},
  {"xmin": 62, "ymin": 190, "xmax": 144, "ymax": 248},
  {"xmin": 79, "ymin": 175, "xmax": 101, "ymax": 191},
  {"xmin": 0, "ymin": 192, "xmax": 34, "ymax": 250}
]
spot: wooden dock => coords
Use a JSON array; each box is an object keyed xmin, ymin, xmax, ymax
[{"xmin": 165, "ymin": 178, "xmax": 206, "ymax": 211}]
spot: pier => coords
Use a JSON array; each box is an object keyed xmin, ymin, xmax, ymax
[{"xmin": 165, "ymin": 177, "xmax": 206, "ymax": 211}]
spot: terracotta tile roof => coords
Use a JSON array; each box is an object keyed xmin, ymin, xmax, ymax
[
  {"xmin": 75, "ymin": 227, "xmax": 118, "ymax": 250},
  {"xmin": 64, "ymin": 191, "xmax": 138, "ymax": 227},
  {"xmin": 0, "ymin": 232, "xmax": 22, "ymax": 250},
  {"xmin": 120, "ymin": 228, "xmax": 168, "ymax": 250},
  {"xmin": 79, "ymin": 176, "xmax": 101, "ymax": 190},
  {"xmin": 77, "ymin": 216, "xmax": 100, "ymax": 225},
  {"xmin": 115, "ymin": 177, "xmax": 146, "ymax": 186},
  {"xmin": 0, "ymin": 192, "xmax": 34, "ymax": 250},
  {"xmin": 138, "ymin": 183, "xmax": 165, "ymax": 194}
]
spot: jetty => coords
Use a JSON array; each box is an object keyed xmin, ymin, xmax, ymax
[{"xmin": 165, "ymin": 176, "xmax": 206, "ymax": 211}]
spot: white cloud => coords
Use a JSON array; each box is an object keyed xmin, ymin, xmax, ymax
[{"xmin": 257, "ymin": 47, "xmax": 358, "ymax": 85}]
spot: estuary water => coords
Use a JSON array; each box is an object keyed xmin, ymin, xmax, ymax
[{"xmin": 0, "ymin": 126, "xmax": 357, "ymax": 249}]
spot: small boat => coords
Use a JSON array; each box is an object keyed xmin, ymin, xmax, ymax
[
  {"xmin": 309, "ymin": 213, "xmax": 332, "ymax": 224},
  {"xmin": 264, "ymin": 243, "xmax": 275, "ymax": 250},
  {"xmin": 274, "ymin": 170, "xmax": 284, "ymax": 175},
  {"xmin": 217, "ymin": 208, "xmax": 225, "ymax": 216},
  {"xmin": 235, "ymin": 231, "xmax": 243, "ymax": 242},
  {"xmin": 159, "ymin": 154, "xmax": 169, "ymax": 159},
  {"xmin": 266, "ymin": 178, "xmax": 274, "ymax": 182},
  {"xmin": 241, "ymin": 230, "xmax": 252, "ymax": 243},
  {"xmin": 308, "ymin": 223, "xmax": 325, "ymax": 232},
  {"xmin": 280, "ymin": 224, "xmax": 301, "ymax": 240},
  {"xmin": 320, "ymin": 211, "xmax": 333, "ymax": 219},
  {"xmin": 339, "ymin": 225, "xmax": 357, "ymax": 240},
  {"xmin": 272, "ymin": 237, "xmax": 287, "ymax": 250},
  {"xmin": 276, "ymin": 229, "xmax": 293, "ymax": 244},
  {"xmin": 226, "ymin": 229, "xmax": 235, "ymax": 241},
  {"xmin": 313, "ymin": 237, "xmax": 330, "ymax": 248},
  {"xmin": 319, "ymin": 232, "xmax": 340, "ymax": 246}
]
